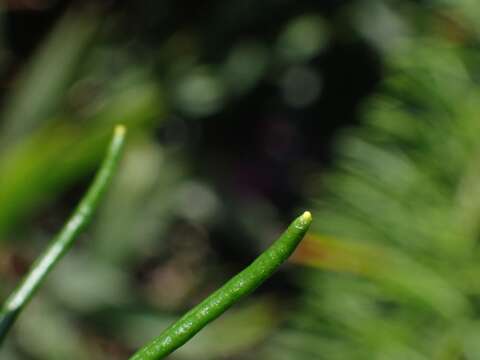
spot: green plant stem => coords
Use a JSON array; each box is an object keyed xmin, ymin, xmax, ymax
[
  {"xmin": 0, "ymin": 125, "xmax": 127, "ymax": 344},
  {"xmin": 130, "ymin": 211, "xmax": 312, "ymax": 360}
]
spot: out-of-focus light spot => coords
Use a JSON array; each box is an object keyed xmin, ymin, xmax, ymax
[
  {"xmin": 174, "ymin": 181, "xmax": 220, "ymax": 223},
  {"xmin": 276, "ymin": 15, "xmax": 327, "ymax": 63},
  {"xmin": 117, "ymin": 142, "xmax": 164, "ymax": 193},
  {"xmin": 174, "ymin": 68, "xmax": 225, "ymax": 117},
  {"xmin": 351, "ymin": 1, "xmax": 409, "ymax": 53},
  {"xmin": 281, "ymin": 66, "xmax": 322, "ymax": 108},
  {"xmin": 221, "ymin": 42, "xmax": 269, "ymax": 96}
]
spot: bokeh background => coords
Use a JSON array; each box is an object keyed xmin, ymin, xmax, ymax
[{"xmin": 1, "ymin": 0, "xmax": 480, "ymax": 359}]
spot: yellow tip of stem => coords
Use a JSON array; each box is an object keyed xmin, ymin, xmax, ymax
[
  {"xmin": 300, "ymin": 211, "xmax": 312, "ymax": 224},
  {"xmin": 114, "ymin": 124, "xmax": 127, "ymax": 136}
]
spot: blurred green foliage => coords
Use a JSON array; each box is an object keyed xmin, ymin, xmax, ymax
[
  {"xmin": 274, "ymin": 2, "xmax": 480, "ymax": 359},
  {"xmin": 2, "ymin": 0, "xmax": 480, "ymax": 359}
]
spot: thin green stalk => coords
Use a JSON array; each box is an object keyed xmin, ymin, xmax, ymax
[
  {"xmin": 130, "ymin": 211, "xmax": 312, "ymax": 360},
  {"xmin": 0, "ymin": 125, "xmax": 127, "ymax": 344}
]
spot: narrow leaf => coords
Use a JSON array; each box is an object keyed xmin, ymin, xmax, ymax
[{"xmin": 0, "ymin": 125, "xmax": 127, "ymax": 344}]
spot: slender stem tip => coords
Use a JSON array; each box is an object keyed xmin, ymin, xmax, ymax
[
  {"xmin": 128, "ymin": 211, "xmax": 312, "ymax": 360},
  {"xmin": 114, "ymin": 124, "xmax": 127, "ymax": 137},
  {"xmin": 0, "ymin": 125, "xmax": 128, "ymax": 346},
  {"xmin": 300, "ymin": 211, "xmax": 312, "ymax": 224}
]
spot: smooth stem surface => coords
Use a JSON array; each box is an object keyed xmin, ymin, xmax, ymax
[
  {"xmin": 130, "ymin": 211, "xmax": 312, "ymax": 360},
  {"xmin": 0, "ymin": 125, "xmax": 127, "ymax": 344}
]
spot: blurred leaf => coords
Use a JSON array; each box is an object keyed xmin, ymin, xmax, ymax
[
  {"xmin": 0, "ymin": 79, "xmax": 164, "ymax": 238},
  {"xmin": 272, "ymin": 4, "xmax": 480, "ymax": 359},
  {"xmin": 0, "ymin": 9, "xmax": 99, "ymax": 147},
  {"xmin": 293, "ymin": 234, "xmax": 469, "ymax": 318},
  {"xmin": 15, "ymin": 296, "xmax": 91, "ymax": 359}
]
